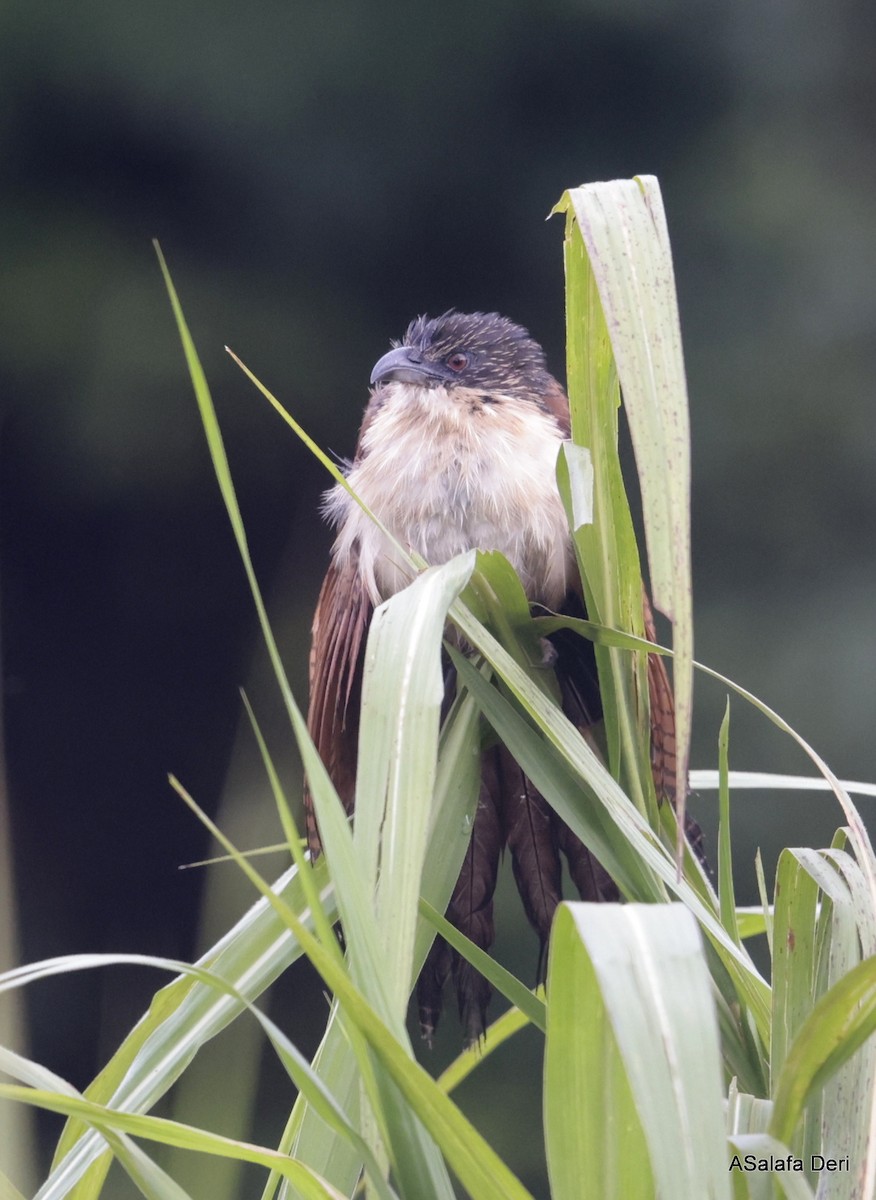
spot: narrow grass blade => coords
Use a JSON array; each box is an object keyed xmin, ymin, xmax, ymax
[
  {"xmin": 4, "ymin": 1083, "xmax": 348, "ymax": 1200},
  {"xmin": 718, "ymin": 700, "xmax": 741, "ymax": 945},
  {"xmin": 1, "ymin": 949, "xmax": 394, "ymax": 1199},
  {"xmin": 755, "ymin": 851, "xmax": 773, "ymax": 957},
  {"xmin": 448, "ymin": 613, "xmax": 772, "ymax": 1044},
  {"xmin": 165, "ymin": 792, "xmax": 534, "ymax": 1200},
  {"xmin": 44, "ymin": 861, "xmax": 332, "ymax": 1199},
  {"xmin": 417, "ymin": 899, "xmax": 545, "ymax": 1033},
  {"xmin": 691, "ymin": 771, "xmax": 876, "ymax": 798},
  {"xmin": 436, "ymin": 1003, "xmax": 534, "ymax": 1096}
]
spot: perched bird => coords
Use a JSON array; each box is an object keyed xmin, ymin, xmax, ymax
[{"xmin": 306, "ymin": 310, "xmax": 683, "ymax": 1042}]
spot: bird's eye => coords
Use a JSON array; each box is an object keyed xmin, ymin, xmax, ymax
[{"xmin": 446, "ymin": 352, "xmax": 468, "ymax": 372}]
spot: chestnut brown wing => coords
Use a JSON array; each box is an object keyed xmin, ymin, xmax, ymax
[
  {"xmin": 642, "ymin": 588, "xmax": 678, "ymax": 806},
  {"xmin": 304, "ymin": 554, "xmax": 372, "ymax": 855}
]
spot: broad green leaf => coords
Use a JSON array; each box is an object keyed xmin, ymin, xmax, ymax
[
  {"xmin": 771, "ymin": 851, "xmax": 821, "ymax": 1098},
  {"xmin": 771, "ymin": 956, "xmax": 876, "ymax": 1145},
  {"xmin": 360, "ymin": 554, "xmax": 475, "ymax": 1019},
  {"xmin": 771, "ymin": 847, "xmax": 876, "ymax": 1190},
  {"xmin": 342, "ymin": 556, "xmax": 475, "ymax": 1200},
  {"xmin": 545, "ymin": 904, "xmax": 730, "ymax": 1200},
  {"xmin": 556, "ymin": 176, "xmax": 693, "ymax": 844},
  {"xmin": 287, "ymin": 686, "xmax": 482, "ymax": 1197},
  {"xmin": 545, "ymin": 907, "xmax": 652, "ymax": 1200},
  {"xmin": 553, "ymin": 200, "xmax": 653, "ymax": 820},
  {"xmin": 560, "ymin": 441, "xmax": 594, "ymax": 530}
]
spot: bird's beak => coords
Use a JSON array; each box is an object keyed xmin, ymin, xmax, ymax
[{"xmin": 370, "ymin": 345, "xmax": 446, "ymax": 387}]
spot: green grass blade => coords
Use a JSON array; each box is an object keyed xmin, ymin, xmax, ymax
[
  {"xmin": 2, "ymin": 950, "xmax": 397, "ymax": 1199},
  {"xmin": 358, "ymin": 554, "xmax": 476, "ymax": 1020},
  {"xmin": 226, "ymin": 347, "xmax": 415, "ymax": 572},
  {"xmin": 4, "ymin": 1083, "xmax": 349, "ymax": 1200},
  {"xmin": 771, "ymin": 851, "xmax": 821, "ymax": 1095},
  {"xmin": 553, "ymin": 203, "xmax": 653, "ymax": 820},
  {"xmin": 417, "ymin": 900, "xmax": 545, "ymax": 1033},
  {"xmin": 558, "ymin": 179, "xmax": 694, "ymax": 837},
  {"xmin": 545, "ymin": 903, "xmax": 731, "ymax": 1200},
  {"xmin": 693, "ymin": 662, "xmax": 876, "ymax": 909},
  {"xmin": 447, "ymin": 614, "xmax": 772, "ymax": 1044},
  {"xmin": 167, "ymin": 789, "xmax": 533, "ymax": 1200},
  {"xmin": 726, "ymin": 1136, "xmax": 817, "ymax": 1200},
  {"xmin": 718, "ymin": 700, "xmax": 741, "ymax": 945},
  {"xmin": 43, "ymin": 860, "xmax": 332, "ymax": 1198},
  {"xmin": 771, "ymin": 956, "xmax": 876, "ymax": 1145},
  {"xmin": 435, "ymin": 1003, "xmax": 535, "ymax": 1096},
  {"xmin": 288, "ymin": 686, "xmax": 482, "ymax": 1196},
  {"xmin": 754, "ymin": 850, "xmax": 773, "ymax": 958},
  {"xmin": 156, "ymin": 244, "xmax": 456, "ymax": 1198},
  {"xmin": 690, "ymin": 771, "xmax": 876, "ymax": 798}
]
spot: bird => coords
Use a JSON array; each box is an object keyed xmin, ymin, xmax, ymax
[{"xmin": 305, "ymin": 309, "xmax": 687, "ymax": 1043}]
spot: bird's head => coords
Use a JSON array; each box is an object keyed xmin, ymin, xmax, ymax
[{"xmin": 369, "ymin": 310, "xmax": 554, "ymax": 404}]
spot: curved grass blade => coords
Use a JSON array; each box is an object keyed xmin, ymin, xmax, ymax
[
  {"xmin": 4, "ymin": 1083, "xmax": 348, "ymax": 1200},
  {"xmin": 169, "ymin": 785, "xmax": 534, "ymax": 1200},
  {"xmin": 43, "ymin": 860, "xmax": 332, "ymax": 1199},
  {"xmin": 2, "ymin": 948, "xmax": 394, "ymax": 1200},
  {"xmin": 435, "ymin": 1003, "xmax": 535, "ymax": 1096},
  {"xmin": 417, "ymin": 900, "xmax": 545, "ymax": 1033},
  {"xmin": 448, "ymin": 620, "xmax": 772, "ymax": 1045}
]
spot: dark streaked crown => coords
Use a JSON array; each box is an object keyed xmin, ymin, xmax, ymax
[{"xmin": 395, "ymin": 310, "xmax": 553, "ymax": 400}]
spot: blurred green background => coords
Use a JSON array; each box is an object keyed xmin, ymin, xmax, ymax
[{"xmin": 2, "ymin": 1, "xmax": 875, "ymax": 1195}]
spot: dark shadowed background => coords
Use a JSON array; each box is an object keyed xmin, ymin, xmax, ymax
[{"xmin": 2, "ymin": 2, "xmax": 875, "ymax": 1195}]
